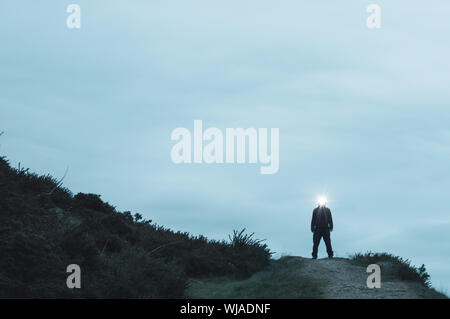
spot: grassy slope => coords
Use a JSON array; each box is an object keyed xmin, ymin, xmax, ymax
[
  {"xmin": 186, "ymin": 257, "xmax": 325, "ymax": 298},
  {"xmin": 350, "ymin": 252, "xmax": 447, "ymax": 298},
  {"xmin": 0, "ymin": 156, "xmax": 271, "ymax": 298},
  {"xmin": 188, "ymin": 256, "xmax": 447, "ymax": 299},
  {"xmin": 0, "ymin": 155, "xmax": 446, "ymax": 299}
]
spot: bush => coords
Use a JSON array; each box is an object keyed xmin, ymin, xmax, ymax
[
  {"xmin": 90, "ymin": 247, "xmax": 186, "ymax": 298},
  {"xmin": 0, "ymin": 155, "xmax": 272, "ymax": 298},
  {"xmin": 228, "ymin": 229, "xmax": 272, "ymax": 277},
  {"xmin": 350, "ymin": 252, "xmax": 431, "ymax": 287}
]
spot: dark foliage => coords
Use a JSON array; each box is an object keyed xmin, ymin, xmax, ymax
[
  {"xmin": 0, "ymin": 156, "xmax": 271, "ymax": 298},
  {"xmin": 350, "ymin": 251, "xmax": 431, "ymax": 287}
]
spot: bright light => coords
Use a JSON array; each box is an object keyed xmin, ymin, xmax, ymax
[{"xmin": 317, "ymin": 196, "xmax": 328, "ymax": 207}]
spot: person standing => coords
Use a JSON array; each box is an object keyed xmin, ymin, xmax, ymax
[{"xmin": 311, "ymin": 198, "xmax": 334, "ymax": 259}]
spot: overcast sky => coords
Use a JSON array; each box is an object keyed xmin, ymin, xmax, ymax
[{"xmin": 1, "ymin": 1, "xmax": 449, "ymax": 292}]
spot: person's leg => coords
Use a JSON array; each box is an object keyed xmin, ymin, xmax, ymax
[
  {"xmin": 312, "ymin": 231, "xmax": 321, "ymax": 259},
  {"xmin": 322, "ymin": 230, "xmax": 333, "ymax": 257}
]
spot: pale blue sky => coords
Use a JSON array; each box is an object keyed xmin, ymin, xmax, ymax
[{"xmin": 1, "ymin": 1, "xmax": 449, "ymax": 292}]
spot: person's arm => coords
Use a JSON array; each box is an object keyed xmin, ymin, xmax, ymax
[
  {"xmin": 328, "ymin": 209, "xmax": 333, "ymax": 231},
  {"xmin": 311, "ymin": 210, "xmax": 317, "ymax": 232}
]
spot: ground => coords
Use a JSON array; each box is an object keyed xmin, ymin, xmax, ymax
[{"xmin": 186, "ymin": 256, "xmax": 446, "ymax": 299}]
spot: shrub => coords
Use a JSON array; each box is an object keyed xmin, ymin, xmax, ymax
[
  {"xmin": 91, "ymin": 247, "xmax": 186, "ymax": 298},
  {"xmin": 228, "ymin": 229, "xmax": 272, "ymax": 277},
  {"xmin": 0, "ymin": 155, "xmax": 272, "ymax": 298},
  {"xmin": 350, "ymin": 251, "xmax": 431, "ymax": 287}
]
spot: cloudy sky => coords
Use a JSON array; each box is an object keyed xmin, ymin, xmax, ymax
[{"xmin": 1, "ymin": 1, "xmax": 449, "ymax": 292}]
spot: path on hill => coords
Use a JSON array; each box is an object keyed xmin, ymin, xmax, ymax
[
  {"xmin": 291, "ymin": 257, "xmax": 423, "ymax": 298},
  {"xmin": 187, "ymin": 256, "xmax": 438, "ymax": 299}
]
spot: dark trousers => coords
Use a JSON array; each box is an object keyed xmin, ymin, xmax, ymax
[{"xmin": 312, "ymin": 228, "xmax": 333, "ymax": 258}]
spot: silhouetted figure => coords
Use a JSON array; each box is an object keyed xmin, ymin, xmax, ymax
[{"xmin": 311, "ymin": 202, "xmax": 334, "ymax": 259}]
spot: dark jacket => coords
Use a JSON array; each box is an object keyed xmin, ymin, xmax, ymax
[{"xmin": 311, "ymin": 206, "xmax": 333, "ymax": 232}]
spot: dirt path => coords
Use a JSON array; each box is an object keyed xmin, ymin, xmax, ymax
[
  {"xmin": 290, "ymin": 257, "xmax": 423, "ymax": 299},
  {"xmin": 187, "ymin": 256, "xmax": 443, "ymax": 299}
]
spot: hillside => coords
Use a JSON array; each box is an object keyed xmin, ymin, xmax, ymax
[
  {"xmin": 187, "ymin": 256, "xmax": 446, "ymax": 299},
  {"xmin": 0, "ymin": 154, "xmax": 446, "ymax": 299},
  {"xmin": 0, "ymin": 156, "xmax": 271, "ymax": 298}
]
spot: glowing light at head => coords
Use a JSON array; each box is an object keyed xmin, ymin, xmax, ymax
[{"xmin": 317, "ymin": 196, "xmax": 328, "ymax": 207}]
